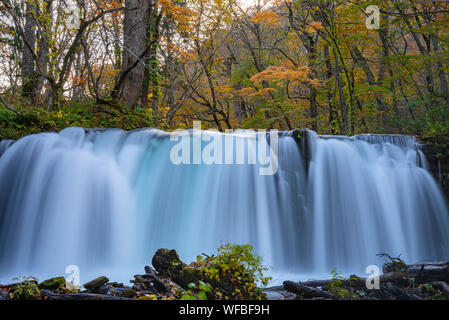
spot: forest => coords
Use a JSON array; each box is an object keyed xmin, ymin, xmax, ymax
[{"xmin": 0, "ymin": 0, "xmax": 448, "ymax": 139}]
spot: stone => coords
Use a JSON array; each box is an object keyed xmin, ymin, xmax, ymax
[
  {"xmin": 108, "ymin": 287, "xmax": 137, "ymax": 298},
  {"xmin": 152, "ymin": 249, "xmax": 186, "ymax": 278},
  {"xmin": 108, "ymin": 282, "xmax": 124, "ymax": 288},
  {"xmin": 151, "ymin": 249, "xmax": 203, "ymax": 289},
  {"xmin": 0, "ymin": 291, "xmax": 10, "ymax": 300},
  {"xmin": 83, "ymin": 276, "xmax": 109, "ymax": 291},
  {"xmin": 96, "ymin": 284, "xmax": 109, "ymax": 295},
  {"xmin": 39, "ymin": 277, "xmax": 66, "ymax": 291},
  {"xmin": 145, "ymin": 265, "xmax": 156, "ymax": 275}
]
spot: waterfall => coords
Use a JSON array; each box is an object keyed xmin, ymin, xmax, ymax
[{"xmin": 0, "ymin": 127, "xmax": 448, "ymax": 284}]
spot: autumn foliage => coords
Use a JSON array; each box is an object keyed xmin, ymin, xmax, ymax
[{"xmin": 0, "ymin": 0, "xmax": 448, "ymax": 138}]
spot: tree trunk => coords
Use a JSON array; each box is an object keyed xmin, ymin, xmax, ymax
[
  {"xmin": 33, "ymin": 0, "xmax": 53, "ymax": 105},
  {"xmin": 117, "ymin": 0, "xmax": 149, "ymax": 108},
  {"xmin": 21, "ymin": 1, "xmax": 36, "ymax": 98}
]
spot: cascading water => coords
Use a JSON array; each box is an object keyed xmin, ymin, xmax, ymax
[{"xmin": 0, "ymin": 127, "xmax": 448, "ymax": 284}]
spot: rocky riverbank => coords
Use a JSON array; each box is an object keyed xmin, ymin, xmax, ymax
[
  {"xmin": 1, "ymin": 250, "xmax": 448, "ymax": 301},
  {"xmin": 267, "ymin": 260, "xmax": 449, "ymax": 300}
]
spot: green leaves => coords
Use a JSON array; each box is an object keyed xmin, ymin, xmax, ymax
[{"xmin": 177, "ymin": 244, "xmax": 271, "ymax": 300}]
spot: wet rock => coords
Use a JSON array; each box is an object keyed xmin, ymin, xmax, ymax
[
  {"xmin": 145, "ymin": 265, "xmax": 157, "ymax": 275},
  {"xmin": 39, "ymin": 277, "xmax": 66, "ymax": 291},
  {"xmin": 108, "ymin": 282, "xmax": 124, "ymax": 288},
  {"xmin": 131, "ymin": 273, "xmax": 169, "ymax": 294},
  {"xmin": 0, "ymin": 291, "xmax": 10, "ymax": 300},
  {"xmin": 83, "ymin": 276, "xmax": 109, "ymax": 292},
  {"xmin": 152, "ymin": 249, "xmax": 186, "ymax": 278},
  {"xmin": 132, "ymin": 282, "xmax": 144, "ymax": 292},
  {"xmin": 96, "ymin": 284, "xmax": 109, "ymax": 295},
  {"xmin": 263, "ymin": 286, "xmax": 296, "ymax": 300},
  {"xmin": 151, "ymin": 249, "xmax": 204, "ymax": 289},
  {"xmin": 107, "ymin": 287, "xmax": 137, "ymax": 298}
]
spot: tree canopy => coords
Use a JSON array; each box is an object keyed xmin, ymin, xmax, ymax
[{"xmin": 0, "ymin": 0, "xmax": 448, "ymax": 137}]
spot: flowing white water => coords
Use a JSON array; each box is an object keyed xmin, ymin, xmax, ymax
[{"xmin": 0, "ymin": 127, "xmax": 448, "ymax": 284}]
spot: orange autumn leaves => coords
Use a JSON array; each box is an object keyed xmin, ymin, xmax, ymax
[
  {"xmin": 251, "ymin": 11, "xmax": 283, "ymax": 27},
  {"xmin": 241, "ymin": 65, "xmax": 320, "ymax": 99}
]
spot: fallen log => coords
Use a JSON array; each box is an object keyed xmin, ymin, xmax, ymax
[
  {"xmin": 383, "ymin": 282, "xmax": 424, "ymax": 300},
  {"xmin": 283, "ymin": 281, "xmax": 336, "ymax": 299},
  {"xmin": 40, "ymin": 289, "xmax": 134, "ymax": 300},
  {"xmin": 298, "ymin": 272, "xmax": 409, "ymax": 289},
  {"xmin": 139, "ymin": 273, "xmax": 168, "ymax": 293},
  {"xmin": 407, "ymin": 262, "xmax": 449, "ymax": 283}
]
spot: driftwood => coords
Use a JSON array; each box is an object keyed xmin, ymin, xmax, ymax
[
  {"xmin": 138, "ymin": 274, "xmax": 168, "ymax": 293},
  {"xmin": 383, "ymin": 282, "xmax": 424, "ymax": 300},
  {"xmin": 297, "ymin": 272, "xmax": 409, "ymax": 289},
  {"xmin": 407, "ymin": 262, "xmax": 449, "ymax": 283},
  {"xmin": 283, "ymin": 281, "xmax": 336, "ymax": 299},
  {"xmin": 40, "ymin": 289, "xmax": 134, "ymax": 300}
]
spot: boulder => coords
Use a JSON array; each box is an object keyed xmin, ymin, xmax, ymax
[
  {"xmin": 152, "ymin": 249, "xmax": 186, "ymax": 278},
  {"xmin": 83, "ymin": 276, "xmax": 109, "ymax": 292},
  {"xmin": 107, "ymin": 287, "xmax": 137, "ymax": 298},
  {"xmin": 39, "ymin": 277, "xmax": 66, "ymax": 291},
  {"xmin": 151, "ymin": 249, "xmax": 202, "ymax": 289}
]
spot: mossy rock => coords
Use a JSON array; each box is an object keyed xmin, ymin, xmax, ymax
[
  {"xmin": 83, "ymin": 276, "xmax": 109, "ymax": 290},
  {"xmin": 110, "ymin": 288, "xmax": 137, "ymax": 298},
  {"xmin": 120, "ymin": 289, "xmax": 137, "ymax": 298},
  {"xmin": 39, "ymin": 277, "xmax": 66, "ymax": 291},
  {"xmin": 176, "ymin": 267, "xmax": 203, "ymax": 289},
  {"xmin": 137, "ymin": 294, "xmax": 158, "ymax": 300},
  {"xmin": 152, "ymin": 249, "xmax": 186, "ymax": 279}
]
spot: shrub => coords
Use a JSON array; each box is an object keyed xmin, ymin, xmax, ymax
[
  {"xmin": 10, "ymin": 277, "xmax": 41, "ymax": 300},
  {"xmin": 178, "ymin": 244, "xmax": 272, "ymax": 300}
]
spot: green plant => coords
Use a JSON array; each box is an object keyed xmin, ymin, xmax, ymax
[
  {"xmin": 10, "ymin": 276, "xmax": 41, "ymax": 300},
  {"xmin": 328, "ymin": 269, "xmax": 351, "ymax": 299},
  {"xmin": 376, "ymin": 254, "xmax": 408, "ymax": 273},
  {"xmin": 180, "ymin": 281, "xmax": 213, "ymax": 300},
  {"xmin": 184, "ymin": 244, "xmax": 272, "ymax": 300}
]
